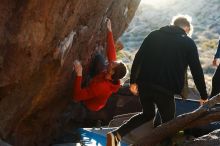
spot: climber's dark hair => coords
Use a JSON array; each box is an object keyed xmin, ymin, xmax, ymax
[{"xmin": 111, "ymin": 62, "xmax": 127, "ymax": 83}]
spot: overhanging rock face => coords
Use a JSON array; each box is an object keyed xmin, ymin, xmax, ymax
[{"xmin": 0, "ymin": 0, "xmax": 140, "ymax": 145}]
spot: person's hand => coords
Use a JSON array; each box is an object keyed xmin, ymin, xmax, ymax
[
  {"xmin": 199, "ymin": 99, "xmax": 208, "ymax": 105},
  {"xmin": 130, "ymin": 83, "xmax": 138, "ymax": 95},
  {"xmin": 212, "ymin": 58, "xmax": 218, "ymax": 66},
  {"xmin": 73, "ymin": 60, "xmax": 82, "ymax": 76},
  {"xmin": 106, "ymin": 18, "xmax": 112, "ymax": 32},
  {"xmin": 115, "ymin": 41, "xmax": 124, "ymax": 51}
]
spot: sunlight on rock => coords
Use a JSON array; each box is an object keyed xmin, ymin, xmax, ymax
[
  {"xmin": 124, "ymin": 7, "xmax": 128, "ymax": 17},
  {"xmin": 211, "ymin": 135, "xmax": 218, "ymax": 139},
  {"xmin": 54, "ymin": 31, "xmax": 76, "ymax": 66}
]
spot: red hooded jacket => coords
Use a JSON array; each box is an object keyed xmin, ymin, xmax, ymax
[{"xmin": 73, "ymin": 31, "xmax": 121, "ymax": 111}]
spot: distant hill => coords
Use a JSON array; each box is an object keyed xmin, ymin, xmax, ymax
[{"xmin": 121, "ymin": 0, "xmax": 220, "ymax": 51}]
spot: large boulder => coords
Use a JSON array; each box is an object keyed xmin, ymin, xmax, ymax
[{"xmin": 0, "ymin": 0, "xmax": 140, "ymax": 145}]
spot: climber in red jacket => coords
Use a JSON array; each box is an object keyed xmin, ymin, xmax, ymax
[{"xmin": 72, "ymin": 18, "xmax": 127, "ymax": 111}]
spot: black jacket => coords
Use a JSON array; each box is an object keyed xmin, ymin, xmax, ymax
[{"xmin": 130, "ymin": 25, "xmax": 208, "ymax": 99}]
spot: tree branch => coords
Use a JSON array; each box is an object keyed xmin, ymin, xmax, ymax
[{"xmin": 135, "ymin": 94, "xmax": 220, "ymax": 146}]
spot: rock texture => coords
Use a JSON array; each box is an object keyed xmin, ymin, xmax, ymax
[
  {"xmin": 0, "ymin": 139, "xmax": 12, "ymax": 146},
  {"xmin": 0, "ymin": 0, "xmax": 140, "ymax": 145},
  {"xmin": 185, "ymin": 129, "xmax": 220, "ymax": 146}
]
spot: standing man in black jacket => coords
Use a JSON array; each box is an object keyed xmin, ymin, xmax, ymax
[{"xmin": 107, "ymin": 15, "xmax": 208, "ymax": 146}]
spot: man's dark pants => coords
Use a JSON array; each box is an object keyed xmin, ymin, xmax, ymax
[{"xmin": 116, "ymin": 84, "xmax": 176, "ymax": 140}]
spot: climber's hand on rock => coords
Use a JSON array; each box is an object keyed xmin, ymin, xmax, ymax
[
  {"xmin": 106, "ymin": 18, "xmax": 112, "ymax": 32},
  {"xmin": 73, "ymin": 60, "xmax": 82, "ymax": 76}
]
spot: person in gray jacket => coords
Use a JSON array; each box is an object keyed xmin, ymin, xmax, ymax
[{"xmin": 211, "ymin": 38, "xmax": 220, "ymax": 97}]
